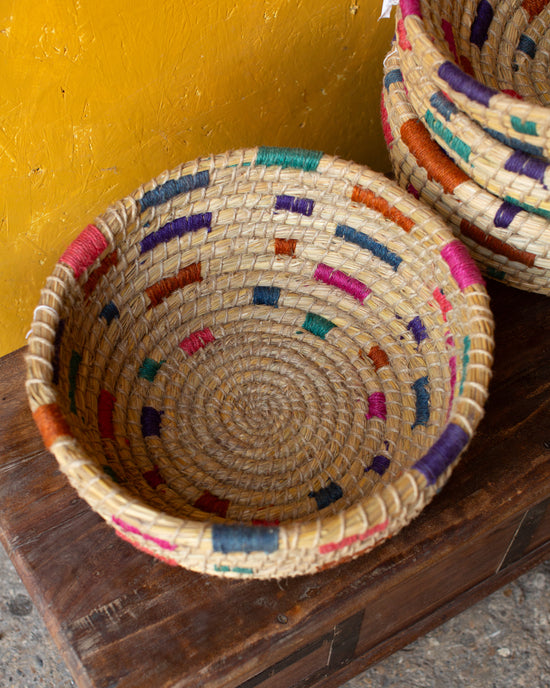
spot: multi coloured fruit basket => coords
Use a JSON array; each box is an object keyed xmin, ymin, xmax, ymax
[{"xmin": 26, "ymin": 147, "xmax": 494, "ymax": 579}]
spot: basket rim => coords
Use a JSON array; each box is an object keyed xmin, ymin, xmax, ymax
[
  {"xmin": 397, "ymin": 35, "xmax": 550, "ymax": 214},
  {"xmin": 383, "ymin": 45, "xmax": 550, "ymax": 274},
  {"xmin": 398, "ymin": 0, "xmax": 550, "ymax": 150},
  {"xmin": 25, "ymin": 146, "xmax": 495, "ymax": 577}
]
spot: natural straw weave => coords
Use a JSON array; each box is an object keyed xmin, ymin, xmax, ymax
[
  {"xmin": 26, "ymin": 147, "xmax": 494, "ymax": 579},
  {"xmin": 383, "ymin": 45, "xmax": 550, "ymax": 294},
  {"xmin": 397, "ymin": 0, "xmax": 550, "ymax": 159},
  {"xmin": 398, "ymin": 36, "xmax": 550, "ymax": 215}
]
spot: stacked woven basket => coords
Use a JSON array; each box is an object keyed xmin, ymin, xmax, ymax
[
  {"xmin": 382, "ymin": 0, "xmax": 550, "ymax": 294},
  {"xmin": 26, "ymin": 147, "xmax": 494, "ymax": 578}
]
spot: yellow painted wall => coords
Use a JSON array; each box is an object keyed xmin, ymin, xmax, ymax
[{"xmin": 0, "ymin": 0, "xmax": 393, "ymax": 356}]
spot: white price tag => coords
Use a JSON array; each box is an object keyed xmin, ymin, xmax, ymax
[{"xmin": 379, "ymin": 0, "xmax": 399, "ymax": 20}]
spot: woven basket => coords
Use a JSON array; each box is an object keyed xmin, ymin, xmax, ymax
[
  {"xmin": 26, "ymin": 147, "xmax": 494, "ymax": 579},
  {"xmin": 397, "ymin": 35, "xmax": 550, "ymax": 216},
  {"xmin": 383, "ymin": 45, "xmax": 550, "ymax": 294},
  {"xmin": 397, "ymin": 0, "xmax": 550, "ymax": 158}
]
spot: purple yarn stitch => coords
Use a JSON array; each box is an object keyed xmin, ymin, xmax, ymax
[
  {"xmin": 504, "ymin": 150, "xmax": 548, "ymax": 186},
  {"xmin": 494, "ymin": 201, "xmax": 522, "ymax": 228},
  {"xmin": 470, "ymin": 0, "xmax": 494, "ymax": 49},
  {"xmin": 413, "ymin": 423, "xmax": 469, "ymax": 485},
  {"xmin": 140, "ymin": 213, "xmax": 212, "ymax": 253},
  {"xmin": 438, "ymin": 61, "xmax": 498, "ymax": 107}
]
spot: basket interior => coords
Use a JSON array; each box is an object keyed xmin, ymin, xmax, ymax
[{"xmin": 44, "ymin": 151, "xmax": 479, "ymax": 529}]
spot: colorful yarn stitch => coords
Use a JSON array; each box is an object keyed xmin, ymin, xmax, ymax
[
  {"xmin": 98, "ymin": 390, "xmax": 116, "ymax": 440},
  {"xmin": 274, "ymin": 194, "xmax": 315, "ymax": 216},
  {"xmin": 194, "ymin": 490, "xmax": 230, "ymax": 518},
  {"xmin": 51, "ymin": 319, "xmax": 65, "ymax": 385},
  {"xmin": 309, "ymin": 481, "xmax": 344, "ymax": 509},
  {"xmin": 83, "ymin": 250, "xmax": 118, "ymax": 297},
  {"xmin": 335, "ymin": 224, "xmax": 403, "ymax": 270},
  {"xmin": 367, "ymin": 345, "xmax": 390, "ymax": 370},
  {"xmin": 366, "ymin": 455, "xmax": 391, "ymax": 475},
  {"xmin": 212, "ymin": 524, "xmax": 279, "ymax": 553},
  {"xmin": 140, "ymin": 213, "xmax": 212, "ymax": 254},
  {"xmin": 459, "ymin": 335, "xmax": 471, "ymax": 395},
  {"xmin": 366, "ymin": 392, "xmax": 387, "ymax": 421},
  {"xmin": 32, "ymin": 403, "xmax": 72, "ymax": 448},
  {"xmin": 60, "ymin": 224, "xmax": 109, "ymax": 279},
  {"xmin": 510, "ymin": 116, "xmax": 537, "ymax": 136},
  {"xmin": 470, "ymin": 0, "xmax": 494, "ymax": 49},
  {"xmin": 438, "ymin": 61, "xmax": 498, "ymax": 107},
  {"xmin": 253, "ymin": 285, "xmax": 281, "ymax": 307},
  {"xmin": 274, "ymin": 238, "xmax": 297, "ymax": 256},
  {"xmin": 143, "ymin": 465, "xmax": 166, "ymax": 488},
  {"xmin": 429, "ymin": 91, "xmax": 459, "ymax": 121},
  {"xmin": 433, "ymin": 287, "xmax": 453, "ymax": 320},
  {"xmin": 517, "ymin": 34, "xmax": 536, "ymax": 58},
  {"xmin": 319, "ymin": 520, "xmax": 389, "ymax": 555},
  {"xmin": 314, "ymin": 263, "xmax": 371, "ymax": 303},
  {"xmin": 351, "ymin": 186, "xmax": 414, "ymax": 232},
  {"xmin": 407, "ymin": 315, "xmax": 428, "ymax": 347},
  {"xmin": 425, "ymin": 109, "xmax": 471, "ymax": 162},
  {"xmin": 255, "ymin": 146, "xmax": 323, "ymax": 171},
  {"xmin": 412, "ymin": 376, "xmax": 430, "ymax": 429},
  {"xmin": 413, "ymin": 423, "xmax": 469, "ymax": 484},
  {"xmin": 400, "ymin": 0, "xmax": 422, "ymax": 17},
  {"xmin": 146, "ymin": 262, "xmax": 202, "ymax": 308},
  {"xmin": 441, "ymin": 241, "xmax": 484, "ymax": 290},
  {"xmin": 99, "ymin": 301, "xmax": 120, "ymax": 325},
  {"xmin": 141, "ymin": 406, "xmax": 162, "ymax": 437},
  {"xmin": 179, "ymin": 327, "xmax": 215, "ymax": 356},
  {"xmin": 302, "ymin": 312, "xmax": 337, "ymax": 339},
  {"xmin": 460, "ymin": 219, "xmax": 537, "ymax": 267},
  {"xmin": 112, "ymin": 516, "xmax": 176, "ymax": 551},
  {"xmin": 139, "ymin": 171, "xmax": 209, "ymax": 212},
  {"xmin": 138, "ymin": 358, "xmax": 165, "ymax": 382},
  {"xmin": 504, "ymin": 150, "xmax": 548, "ymax": 185},
  {"xmin": 399, "ymin": 119, "xmax": 470, "ymax": 194}
]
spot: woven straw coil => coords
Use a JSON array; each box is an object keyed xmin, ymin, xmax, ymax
[
  {"xmin": 398, "ymin": 35, "xmax": 550, "ymax": 216},
  {"xmin": 397, "ymin": 0, "xmax": 550, "ymax": 158},
  {"xmin": 26, "ymin": 147, "xmax": 494, "ymax": 578},
  {"xmin": 383, "ymin": 45, "xmax": 550, "ymax": 294}
]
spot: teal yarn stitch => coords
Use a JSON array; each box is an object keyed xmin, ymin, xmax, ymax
[
  {"xmin": 510, "ymin": 116, "xmax": 537, "ymax": 137},
  {"xmin": 255, "ymin": 146, "xmax": 323, "ymax": 171},
  {"xmin": 459, "ymin": 335, "xmax": 471, "ymax": 395},
  {"xmin": 425, "ymin": 109, "xmax": 471, "ymax": 162},
  {"xmin": 138, "ymin": 357, "xmax": 165, "ymax": 382},
  {"xmin": 302, "ymin": 312, "xmax": 337, "ymax": 339}
]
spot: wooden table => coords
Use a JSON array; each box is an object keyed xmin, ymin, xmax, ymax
[{"xmin": 0, "ymin": 281, "xmax": 549, "ymax": 688}]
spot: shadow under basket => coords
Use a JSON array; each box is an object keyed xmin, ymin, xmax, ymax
[{"xmin": 26, "ymin": 147, "xmax": 494, "ymax": 579}]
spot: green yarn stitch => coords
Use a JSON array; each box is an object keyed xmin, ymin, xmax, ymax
[
  {"xmin": 138, "ymin": 357, "xmax": 166, "ymax": 382},
  {"xmin": 510, "ymin": 116, "xmax": 537, "ymax": 137},
  {"xmin": 425, "ymin": 109, "xmax": 471, "ymax": 162},
  {"xmin": 255, "ymin": 146, "xmax": 323, "ymax": 171},
  {"xmin": 504, "ymin": 195, "xmax": 550, "ymax": 218},
  {"xmin": 459, "ymin": 335, "xmax": 471, "ymax": 396},
  {"xmin": 302, "ymin": 312, "xmax": 337, "ymax": 339}
]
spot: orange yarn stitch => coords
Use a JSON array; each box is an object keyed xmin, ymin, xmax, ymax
[
  {"xmin": 459, "ymin": 220, "xmax": 536, "ymax": 267},
  {"xmin": 146, "ymin": 262, "xmax": 202, "ymax": 308},
  {"xmin": 400, "ymin": 119, "xmax": 469, "ymax": 194},
  {"xmin": 32, "ymin": 403, "xmax": 72, "ymax": 448},
  {"xmin": 351, "ymin": 186, "xmax": 414, "ymax": 232}
]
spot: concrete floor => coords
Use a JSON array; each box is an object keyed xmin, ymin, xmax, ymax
[{"xmin": 0, "ymin": 544, "xmax": 548, "ymax": 687}]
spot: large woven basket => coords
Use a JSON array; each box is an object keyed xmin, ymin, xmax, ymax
[
  {"xmin": 26, "ymin": 147, "xmax": 494, "ymax": 579},
  {"xmin": 383, "ymin": 44, "xmax": 550, "ymax": 294},
  {"xmin": 397, "ymin": 0, "xmax": 550, "ymax": 158}
]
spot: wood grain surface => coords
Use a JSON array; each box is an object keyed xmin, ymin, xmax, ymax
[{"xmin": 0, "ymin": 281, "xmax": 548, "ymax": 688}]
